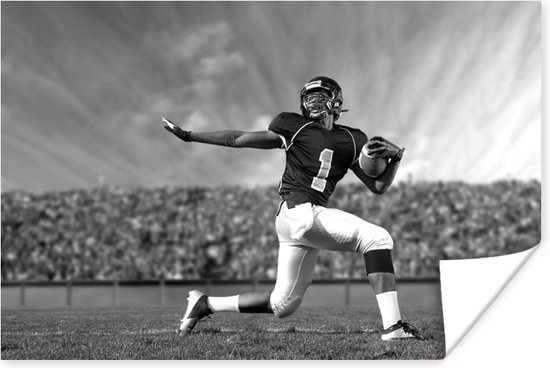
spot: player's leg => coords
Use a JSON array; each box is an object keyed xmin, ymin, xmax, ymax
[
  {"xmin": 179, "ymin": 242, "xmax": 318, "ymax": 334},
  {"xmin": 363, "ymin": 249, "xmax": 418, "ymax": 340},
  {"xmin": 367, "ymin": 257, "xmax": 423, "ymax": 339},
  {"xmin": 178, "ymin": 289, "xmax": 272, "ymax": 335},
  {"xmin": 269, "ymin": 243, "xmax": 319, "ymax": 317},
  {"xmin": 205, "ymin": 243, "xmax": 319, "ymax": 317},
  {"xmin": 301, "ymin": 206, "xmax": 422, "ymax": 340}
]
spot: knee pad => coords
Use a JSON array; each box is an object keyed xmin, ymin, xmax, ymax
[
  {"xmin": 269, "ymin": 292, "xmax": 303, "ymax": 318},
  {"xmin": 358, "ymin": 226, "xmax": 394, "ymax": 254},
  {"xmin": 364, "ymin": 249, "xmax": 395, "ymax": 275}
]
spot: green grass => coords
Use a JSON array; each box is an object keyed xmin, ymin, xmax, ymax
[{"xmin": 1, "ymin": 305, "xmax": 445, "ymax": 360}]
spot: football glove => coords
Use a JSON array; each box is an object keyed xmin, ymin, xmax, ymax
[
  {"xmin": 366, "ymin": 136, "xmax": 405, "ymax": 161},
  {"xmin": 163, "ymin": 117, "xmax": 192, "ymax": 142}
]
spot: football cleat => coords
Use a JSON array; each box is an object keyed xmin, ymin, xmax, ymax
[
  {"xmin": 177, "ymin": 290, "xmax": 213, "ymax": 335},
  {"xmin": 381, "ymin": 320, "xmax": 425, "ymax": 341}
]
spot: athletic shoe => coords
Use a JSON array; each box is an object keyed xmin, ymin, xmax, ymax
[
  {"xmin": 178, "ymin": 290, "xmax": 212, "ymax": 335},
  {"xmin": 381, "ymin": 320, "xmax": 425, "ymax": 341}
]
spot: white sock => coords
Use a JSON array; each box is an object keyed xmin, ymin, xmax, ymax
[
  {"xmin": 207, "ymin": 295, "xmax": 240, "ymax": 313},
  {"xmin": 376, "ymin": 291, "xmax": 402, "ymax": 329}
]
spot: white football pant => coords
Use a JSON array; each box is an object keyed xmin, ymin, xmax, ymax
[{"xmin": 270, "ymin": 201, "xmax": 394, "ymax": 317}]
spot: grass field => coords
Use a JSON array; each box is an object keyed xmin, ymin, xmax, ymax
[{"xmin": 1, "ymin": 305, "xmax": 445, "ymax": 360}]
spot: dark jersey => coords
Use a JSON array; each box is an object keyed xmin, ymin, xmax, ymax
[{"xmin": 269, "ymin": 112, "xmax": 368, "ymax": 207}]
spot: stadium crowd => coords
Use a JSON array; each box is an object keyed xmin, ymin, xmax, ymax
[{"xmin": 1, "ymin": 180, "xmax": 540, "ymax": 282}]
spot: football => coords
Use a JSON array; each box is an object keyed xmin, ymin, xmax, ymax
[{"xmin": 359, "ymin": 144, "xmax": 388, "ymax": 178}]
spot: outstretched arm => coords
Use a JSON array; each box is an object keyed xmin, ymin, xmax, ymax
[{"xmin": 163, "ymin": 117, "xmax": 282, "ymax": 149}]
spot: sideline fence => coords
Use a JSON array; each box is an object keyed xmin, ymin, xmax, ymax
[{"xmin": 1, "ymin": 278, "xmax": 440, "ymax": 308}]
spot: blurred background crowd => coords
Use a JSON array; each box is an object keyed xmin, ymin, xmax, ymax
[{"xmin": 1, "ymin": 180, "xmax": 540, "ymax": 282}]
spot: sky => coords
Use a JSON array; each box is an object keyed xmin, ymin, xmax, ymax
[{"xmin": 1, "ymin": 2, "xmax": 541, "ymax": 193}]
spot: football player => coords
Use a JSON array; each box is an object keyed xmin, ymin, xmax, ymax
[{"xmin": 164, "ymin": 76, "xmax": 422, "ymax": 340}]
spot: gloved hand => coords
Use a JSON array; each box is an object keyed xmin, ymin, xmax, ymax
[
  {"xmin": 366, "ymin": 136, "xmax": 405, "ymax": 161},
  {"xmin": 163, "ymin": 117, "xmax": 192, "ymax": 142}
]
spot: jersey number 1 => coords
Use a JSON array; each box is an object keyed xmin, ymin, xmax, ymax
[{"xmin": 311, "ymin": 148, "xmax": 334, "ymax": 192}]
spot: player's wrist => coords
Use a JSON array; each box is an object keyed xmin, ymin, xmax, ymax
[
  {"xmin": 176, "ymin": 129, "xmax": 192, "ymax": 142},
  {"xmin": 391, "ymin": 148, "xmax": 405, "ymax": 162}
]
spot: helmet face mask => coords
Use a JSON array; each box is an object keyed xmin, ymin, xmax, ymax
[
  {"xmin": 302, "ymin": 92, "xmax": 332, "ymax": 120},
  {"xmin": 300, "ymin": 76, "xmax": 344, "ymax": 121}
]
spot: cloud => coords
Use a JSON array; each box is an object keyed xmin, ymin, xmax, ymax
[
  {"xmin": 149, "ymin": 21, "xmax": 248, "ymax": 110},
  {"xmin": 197, "ymin": 52, "xmax": 244, "ymax": 77},
  {"xmin": 184, "ymin": 110, "xmax": 211, "ymax": 130},
  {"xmin": 166, "ymin": 22, "xmax": 245, "ymax": 78},
  {"xmin": 252, "ymin": 115, "xmax": 273, "ymax": 131},
  {"xmin": 171, "ymin": 22, "xmax": 232, "ymax": 61}
]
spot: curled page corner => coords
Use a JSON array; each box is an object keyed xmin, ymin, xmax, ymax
[{"xmin": 440, "ymin": 245, "xmax": 539, "ymax": 355}]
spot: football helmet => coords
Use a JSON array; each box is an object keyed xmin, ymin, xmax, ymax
[{"xmin": 300, "ymin": 76, "xmax": 345, "ymax": 121}]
